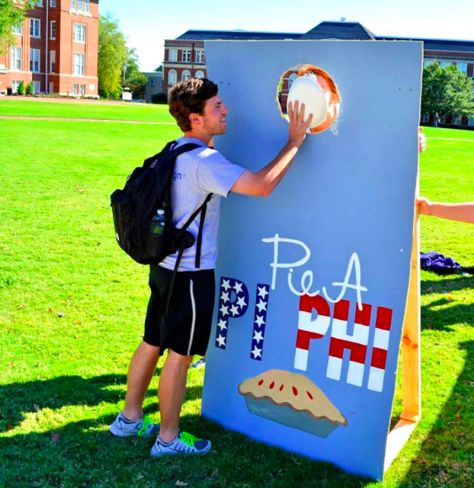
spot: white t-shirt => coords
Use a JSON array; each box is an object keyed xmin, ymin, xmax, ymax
[{"xmin": 159, "ymin": 137, "xmax": 245, "ymax": 271}]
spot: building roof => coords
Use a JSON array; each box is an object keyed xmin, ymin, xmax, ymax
[
  {"xmin": 301, "ymin": 21, "xmax": 376, "ymax": 40},
  {"xmin": 177, "ymin": 29, "xmax": 301, "ymax": 41},
  {"xmin": 172, "ymin": 22, "xmax": 474, "ymax": 54},
  {"xmin": 376, "ymin": 36, "xmax": 474, "ymax": 53}
]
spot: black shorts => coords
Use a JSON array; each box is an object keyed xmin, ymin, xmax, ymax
[{"xmin": 143, "ymin": 265, "xmax": 215, "ymax": 356}]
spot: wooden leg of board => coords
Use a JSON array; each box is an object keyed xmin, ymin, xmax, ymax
[{"xmin": 385, "ymin": 207, "xmax": 421, "ymax": 472}]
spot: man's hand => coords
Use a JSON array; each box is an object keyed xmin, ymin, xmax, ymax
[{"xmin": 287, "ymin": 101, "xmax": 313, "ymax": 148}]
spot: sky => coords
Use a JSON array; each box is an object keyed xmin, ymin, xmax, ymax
[{"xmin": 99, "ymin": 0, "xmax": 474, "ymax": 71}]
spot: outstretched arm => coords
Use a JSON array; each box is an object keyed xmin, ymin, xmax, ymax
[
  {"xmin": 231, "ymin": 101, "xmax": 313, "ymax": 197},
  {"xmin": 417, "ymin": 197, "xmax": 474, "ymax": 224}
]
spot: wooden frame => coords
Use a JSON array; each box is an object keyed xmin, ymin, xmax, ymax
[{"xmin": 384, "ymin": 207, "xmax": 421, "ymax": 471}]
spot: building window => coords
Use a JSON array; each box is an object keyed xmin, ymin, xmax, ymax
[
  {"xmin": 168, "ymin": 69, "xmax": 177, "ymax": 85},
  {"xmin": 195, "ymin": 50, "xmax": 205, "ymax": 64},
  {"xmin": 73, "ymin": 83, "xmax": 86, "ymax": 95},
  {"xmin": 181, "ymin": 70, "xmax": 191, "ymax": 81},
  {"xmin": 73, "ymin": 53, "xmax": 85, "ymax": 75},
  {"xmin": 33, "ymin": 0, "xmax": 43, "ymax": 6},
  {"xmin": 30, "ymin": 48, "xmax": 41, "ymax": 72},
  {"xmin": 12, "ymin": 80, "xmax": 21, "ymax": 94},
  {"xmin": 30, "ymin": 18, "xmax": 41, "ymax": 38},
  {"xmin": 33, "ymin": 81, "xmax": 41, "ymax": 94},
  {"xmin": 50, "ymin": 0, "xmax": 57, "ymax": 6},
  {"xmin": 195, "ymin": 70, "xmax": 204, "ymax": 79},
  {"xmin": 456, "ymin": 62, "xmax": 468, "ymax": 74},
  {"xmin": 50, "ymin": 21, "xmax": 56, "ymax": 39},
  {"xmin": 181, "ymin": 49, "xmax": 191, "ymax": 63},
  {"xmin": 12, "ymin": 23, "xmax": 22, "ymax": 35},
  {"xmin": 168, "ymin": 48, "xmax": 177, "ymax": 62},
  {"xmin": 71, "ymin": 0, "xmax": 89, "ymax": 12},
  {"xmin": 50, "ymin": 50, "xmax": 56, "ymax": 72},
  {"xmin": 73, "ymin": 24, "xmax": 86, "ymax": 43},
  {"xmin": 10, "ymin": 47, "xmax": 22, "ymax": 71}
]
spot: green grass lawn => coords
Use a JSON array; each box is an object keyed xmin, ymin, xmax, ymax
[
  {"xmin": 0, "ymin": 98, "xmax": 173, "ymax": 122},
  {"xmin": 0, "ymin": 101, "xmax": 473, "ymax": 487}
]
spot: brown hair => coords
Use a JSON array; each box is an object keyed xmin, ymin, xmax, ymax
[{"xmin": 168, "ymin": 78, "xmax": 218, "ymax": 132}]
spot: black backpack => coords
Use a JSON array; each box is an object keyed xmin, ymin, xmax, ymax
[{"xmin": 110, "ymin": 141, "xmax": 212, "ymax": 273}]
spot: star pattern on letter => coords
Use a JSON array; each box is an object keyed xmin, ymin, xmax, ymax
[
  {"xmin": 219, "ymin": 304, "xmax": 229, "ymax": 317},
  {"xmin": 217, "ymin": 319, "xmax": 227, "ymax": 330},
  {"xmin": 251, "ymin": 346, "xmax": 262, "ymax": 359},
  {"xmin": 237, "ymin": 296, "xmax": 247, "ymax": 309},
  {"xmin": 220, "ymin": 291, "xmax": 230, "ymax": 303},
  {"xmin": 253, "ymin": 330, "xmax": 264, "ymax": 343},
  {"xmin": 216, "ymin": 335, "xmax": 226, "ymax": 347},
  {"xmin": 257, "ymin": 286, "xmax": 269, "ymax": 299},
  {"xmin": 256, "ymin": 300, "xmax": 267, "ymax": 312},
  {"xmin": 233, "ymin": 281, "xmax": 243, "ymax": 294},
  {"xmin": 255, "ymin": 315, "xmax": 265, "ymax": 328},
  {"xmin": 230, "ymin": 304, "xmax": 239, "ymax": 316},
  {"xmin": 222, "ymin": 279, "xmax": 231, "ymax": 291}
]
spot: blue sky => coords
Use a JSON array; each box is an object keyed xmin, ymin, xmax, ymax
[{"xmin": 99, "ymin": 0, "xmax": 474, "ymax": 71}]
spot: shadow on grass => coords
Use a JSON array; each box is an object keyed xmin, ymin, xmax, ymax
[
  {"xmin": 402, "ymin": 340, "xmax": 474, "ymax": 487},
  {"xmin": 420, "ymin": 276, "xmax": 474, "ymax": 331},
  {"xmin": 0, "ymin": 374, "xmax": 373, "ymax": 487},
  {"xmin": 421, "ymin": 275, "xmax": 473, "ymax": 295},
  {"xmin": 0, "ymin": 374, "xmax": 203, "ymax": 432},
  {"xmin": 0, "ymin": 413, "xmax": 372, "ymax": 488}
]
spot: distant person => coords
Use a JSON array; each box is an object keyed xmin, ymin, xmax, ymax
[
  {"xmin": 417, "ymin": 197, "xmax": 474, "ymax": 224},
  {"xmin": 109, "ymin": 78, "xmax": 313, "ymax": 457}
]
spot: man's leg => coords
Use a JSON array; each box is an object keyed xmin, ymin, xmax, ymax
[
  {"xmin": 157, "ymin": 349, "xmax": 194, "ymax": 442},
  {"xmin": 122, "ymin": 340, "xmax": 160, "ymax": 421}
]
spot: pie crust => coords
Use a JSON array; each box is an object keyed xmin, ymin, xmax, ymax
[{"xmin": 238, "ymin": 369, "xmax": 347, "ymax": 438}]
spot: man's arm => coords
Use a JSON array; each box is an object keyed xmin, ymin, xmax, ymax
[
  {"xmin": 417, "ymin": 197, "xmax": 474, "ymax": 224},
  {"xmin": 231, "ymin": 101, "xmax": 313, "ymax": 197}
]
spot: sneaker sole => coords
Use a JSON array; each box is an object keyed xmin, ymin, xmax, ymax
[
  {"xmin": 110, "ymin": 425, "xmax": 160, "ymax": 437},
  {"xmin": 150, "ymin": 444, "xmax": 211, "ymax": 457}
]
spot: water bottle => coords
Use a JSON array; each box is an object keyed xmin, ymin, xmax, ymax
[{"xmin": 150, "ymin": 209, "xmax": 166, "ymax": 235}]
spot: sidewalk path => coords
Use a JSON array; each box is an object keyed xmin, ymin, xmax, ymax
[{"xmin": 0, "ymin": 115, "xmax": 174, "ymax": 125}]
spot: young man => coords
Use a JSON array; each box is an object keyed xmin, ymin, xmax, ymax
[{"xmin": 110, "ymin": 78, "xmax": 313, "ymax": 456}]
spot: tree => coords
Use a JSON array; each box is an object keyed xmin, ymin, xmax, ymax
[
  {"xmin": 422, "ymin": 62, "xmax": 474, "ymax": 122},
  {"xmin": 98, "ymin": 14, "xmax": 128, "ymax": 99},
  {"xmin": 0, "ymin": 0, "xmax": 32, "ymax": 54},
  {"xmin": 123, "ymin": 48, "xmax": 147, "ymax": 99}
]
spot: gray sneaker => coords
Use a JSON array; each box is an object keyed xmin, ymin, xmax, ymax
[
  {"xmin": 109, "ymin": 413, "xmax": 159, "ymax": 437},
  {"xmin": 150, "ymin": 431, "xmax": 211, "ymax": 456}
]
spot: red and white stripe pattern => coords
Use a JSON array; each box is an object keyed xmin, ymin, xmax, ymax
[
  {"xmin": 367, "ymin": 307, "xmax": 392, "ymax": 392},
  {"xmin": 326, "ymin": 300, "xmax": 371, "ymax": 387},
  {"xmin": 294, "ymin": 294, "xmax": 331, "ymax": 371}
]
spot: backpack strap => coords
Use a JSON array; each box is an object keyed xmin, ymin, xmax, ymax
[
  {"xmin": 194, "ymin": 193, "xmax": 213, "ymax": 268},
  {"xmin": 164, "ymin": 193, "xmax": 213, "ymax": 314}
]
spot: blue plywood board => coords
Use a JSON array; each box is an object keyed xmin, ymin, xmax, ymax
[{"xmin": 201, "ymin": 40, "xmax": 422, "ymax": 480}]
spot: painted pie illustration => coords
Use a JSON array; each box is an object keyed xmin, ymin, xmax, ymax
[{"xmin": 238, "ymin": 369, "xmax": 347, "ymax": 438}]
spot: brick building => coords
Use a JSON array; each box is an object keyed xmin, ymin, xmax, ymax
[
  {"xmin": 163, "ymin": 21, "xmax": 474, "ymax": 128},
  {"xmin": 0, "ymin": 0, "xmax": 99, "ymax": 97}
]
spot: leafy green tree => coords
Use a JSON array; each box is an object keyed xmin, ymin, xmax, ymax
[
  {"xmin": 25, "ymin": 81, "xmax": 33, "ymax": 95},
  {"xmin": 0, "ymin": 0, "xmax": 32, "ymax": 54},
  {"xmin": 98, "ymin": 14, "xmax": 128, "ymax": 99},
  {"xmin": 422, "ymin": 62, "xmax": 474, "ymax": 122},
  {"xmin": 17, "ymin": 80, "xmax": 25, "ymax": 95},
  {"xmin": 123, "ymin": 48, "xmax": 147, "ymax": 99}
]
